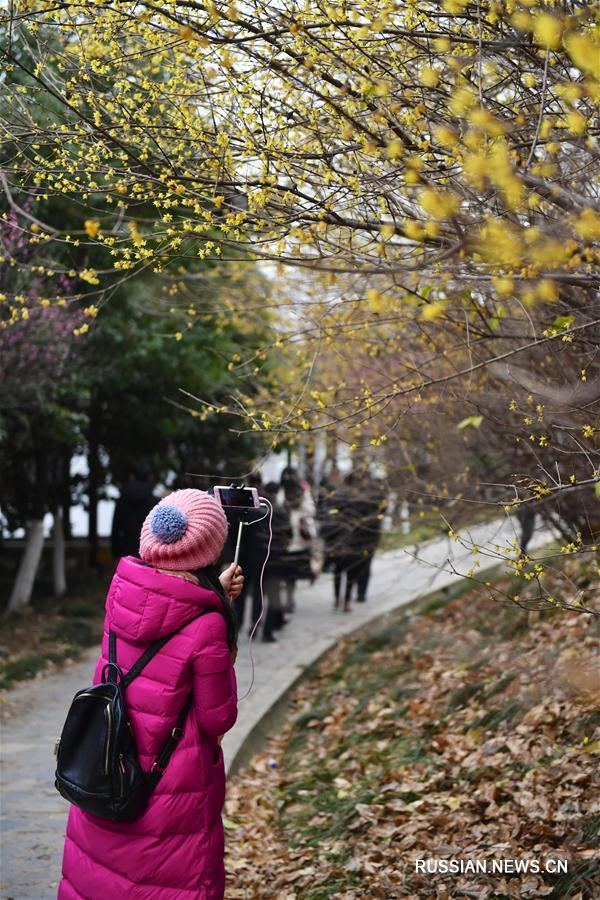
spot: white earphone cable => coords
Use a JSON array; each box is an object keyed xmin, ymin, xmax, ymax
[{"xmin": 236, "ymin": 496, "xmax": 273, "ymax": 701}]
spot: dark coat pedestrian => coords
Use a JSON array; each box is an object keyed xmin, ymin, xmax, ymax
[
  {"xmin": 226, "ymin": 506, "xmax": 266, "ymax": 633},
  {"xmin": 517, "ymin": 505, "xmax": 536, "ymax": 554},
  {"xmin": 322, "ymin": 474, "xmax": 386, "ymax": 610},
  {"xmin": 111, "ymin": 467, "xmax": 156, "ymax": 559},
  {"xmin": 260, "ymin": 483, "xmax": 293, "ymax": 640}
]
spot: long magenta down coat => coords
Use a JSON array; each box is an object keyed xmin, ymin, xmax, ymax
[{"xmin": 58, "ymin": 556, "xmax": 238, "ymax": 900}]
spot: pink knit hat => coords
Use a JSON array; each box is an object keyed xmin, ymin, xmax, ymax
[{"xmin": 139, "ymin": 489, "xmax": 228, "ymax": 571}]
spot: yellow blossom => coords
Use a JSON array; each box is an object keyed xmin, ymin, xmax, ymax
[
  {"xmin": 434, "ymin": 125, "xmax": 458, "ymax": 148},
  {"xmin": 463, "ymin": 152, "xmax": 488, "ymax": 189},
  {"xmin": 385, "ymin": 140, "xmax": 404, "ymax": 160},
  {"xmin": 418, "ymin": 188, "xmax": 459, "ymax": 220},
  {"xmin": 379, "ymin": 223, "xmax": 396, "ymax": 240},
  {"xmin": 467, "ymin": 107, "xmax": 504, "ymax": 136},
  {"xmin": 80, "ymin": 268, "xmax": 100, "ymax": 285},
  {"xmin": 564, "ymin": 33, "xmax": 600, "ymax": 80},
  {"xmin": 421, "ymin": 300, "xmax": 447, "ymax": 321},
  {"xmin": 493, "ymin": 276, "xmax": 515, "ymax": 297},
  {"xmin": 403, "ymin": 220, "xmax": 424, "ymax": 241},
  {"xmin": 563, "ymin": 111, "xmax": 587, "ymax": 135},
  {"xmin": 419, "ymin": 67, "xmax": 440, "ymax": 88},
  {"xmin": 478, "ymin": 220, "xmax": 521, "ymax": 266},
  {"xmin": 84, "ymin": 219, "xmax": 100, "ymax": 238},
  {"xmin": 449, "ymin": 86, "xmax": 477, "ymax": 117},
  {"xmin": 366, "ymin": 288, "xmax": 390, "ymax": 313},
  {"xmin": 572, "ymin": 209, "xmax": 600, "ymax": 241},
  {"xmin": 532, "ymin": 14, "xmax": 562, "ymax": 49},
  {"xmin": 536, "ymin": 279, "xmax": 558, "ymax": 302}
]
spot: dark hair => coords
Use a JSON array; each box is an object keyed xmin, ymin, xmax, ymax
[
  {"xmin": 283, "ymin": 480, "xmax": 303, "ymax": 504},
  {"xmin": 193, "ymin": 565, "xmax": 238, "ymax": 653}
]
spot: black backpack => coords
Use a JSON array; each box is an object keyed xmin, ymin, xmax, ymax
[{"xmin": 54, "ymin": 610, "xmax": 211, "ymax": 822}]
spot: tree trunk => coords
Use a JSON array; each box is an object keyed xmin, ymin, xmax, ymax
[
  {"xmin": 312, "ymin": 433, "xmax": 327, "ymax": 491},
  {"xmin": 61, "ymin": 449, "xmax": 72, "ymax": 541},
  {"xmin": 53, "ymin": 506, "xmax": 67, "ymax": 597},
  {"xmin": 400, "ymin": 500, "xmax": 411, "ymax": 535},
  {"xmin": 7, "ymin": 519, "xmax": 45, "ymax": 614},
  {"xmin": 88, "ymin": 415, "xmax": 99, "ymax": 570},
  {"xmin": 382, "ymin": 490, "xmax": 396, "ymax": 533},
  {"xmin": 297, "ymin": 439, "xmax": 307, "ymax": 480}
]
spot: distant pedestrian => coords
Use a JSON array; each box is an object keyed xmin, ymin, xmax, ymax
[
  {"xmin": 321, "ymin": 477, "xmax": 361, "ymax": 612},
  {"xmin": 278, "ymin": 467, "xmax": 318, "ymax": 612},
  {"xmin": 322, "ymin": 471, "xmax": 385, "ymax": 611},
  {"xmin": 58, "ymin": 489, "xmax": 242, "ymax": 899},
  {"xmin": 260, "ymin": 481, "xmax": 293, "ymax": 642},
  {"xmin": 517, "ymin": 505, "xmax": 536, "ymax": 555},
  {"xmin": 110, "ymin": 463, "xmax": 156, "ymax": 559},
  {"xmin": 318, "ymin": 469, "xmax": 343, "ymax": 573},
  {"xmin": 351, "ymin": 472, "xmax": 387, "ymax": 603},
  {"xmin": 317, "ymin": 467, "xmax": 341, "ymax": 515}
]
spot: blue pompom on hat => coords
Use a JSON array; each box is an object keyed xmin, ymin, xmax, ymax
[{"xmin": 149, "ymin": 505, "xmax": 188, "ymax": 543}]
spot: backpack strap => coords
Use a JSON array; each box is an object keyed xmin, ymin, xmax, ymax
[
  {"xmin": 108, "ymin": 630, "xmax": 117, "ymax": 665},
  {"xmin": 142, "ymin": 609, "xmax": 217, "ymax": 785},
  {"xmin": 122, "ymin": 624, "xmax": 204, "ymax": 689},
  {"xmin": 147, "ymin": 694, "xmax": 194, "ymax": 786},
  {"xmin": 107, "ymin": 607, "xmax": 216, "ymax": 689}
]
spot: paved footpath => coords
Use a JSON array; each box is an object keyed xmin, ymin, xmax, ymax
[{"xmin": 1, "ymin": 517, "xmax": 549, "ymax": 898}]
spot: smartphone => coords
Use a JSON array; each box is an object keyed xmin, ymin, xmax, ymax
[{"xmin": 213, "ymin": 485, "xmax": 261, "ymax": 509}]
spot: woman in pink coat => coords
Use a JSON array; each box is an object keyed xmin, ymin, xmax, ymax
[{"xmin": 58, "ymin": 489, "xmax": 242, "ymax": 899}]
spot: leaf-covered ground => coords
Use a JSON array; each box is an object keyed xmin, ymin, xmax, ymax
[
  {"xmin": 0, "ymin": 586, "xmax": 104, "ymax": 691},
  {"xmin": 225, "ymin": 571, "xmax": 600, "ymax": 899}
]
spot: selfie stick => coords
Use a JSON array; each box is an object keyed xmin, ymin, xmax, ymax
[{"xmin": 233, "ymin": 520, "xmax": 244, "ymax": 568}]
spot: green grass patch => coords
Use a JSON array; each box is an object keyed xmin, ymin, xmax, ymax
[
  {"xmin": 47, "ymin": 619, "xmax": 96, "ymax": 646},
  {"xmin": 548, "ymin": 860, "xmax": 600, "ymax": 899},
  {"xmin": 467, "ymin": 699, "xmax": 523, "ymax": 731},
  {"xmin": 0, "ymin": 644, "xmax": 84, "ymax": 690},
  {"xmin": 446, "ymin": 681, "xmax": 485, "ymax": 710},
  {"xmin": 378, "ymin": 520, "xmax": 444, "ymax": 553},
  {"xmin": 0, "ymin": 653, "xmax": 50, "ymax": 689}
]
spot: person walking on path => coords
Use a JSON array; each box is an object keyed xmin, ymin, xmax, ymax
[
  {"xmin": 58, "ymin": 488, "xmax": 243, "ymax": 900},
  {"xmin": 110, "ymin": 463, "xmax": 156, "ymax": 559},
  {"xmin": 319, "ymin": 474, "xmax": 362, "ymax": 612},
  {"xmin": 278, "ymin": 467, "xmax": 318, "ymax": 612},
  {"xmin": 259, "ymin": 481, "xmax": 293, "ymax": 642},
  {"xmin": 351, "ymin": 472, "xmax": 387, "ymax": 604},
  {"xmin": 517, "ymin": 504, "xmax": 537, "ymax": 555},
  {"xmin": 320, "ymin": 472, "xmax": 385, "ymax": 611}
]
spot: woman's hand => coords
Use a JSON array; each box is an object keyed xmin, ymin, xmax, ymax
[{"xmin": 219, "ymin": 563, "xmax": 244, "ymax": 600}]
